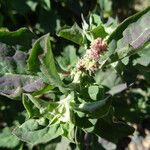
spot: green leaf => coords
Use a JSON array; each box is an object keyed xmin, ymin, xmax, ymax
[
  {"xmin": 94, "ymin": 67, "xmax": 122, "ymax": 88},
  {"xmin": 89, "ymin": 14, "xmax": 102, "ymax": 26},
  {"xmin": 107, "ymin": 7, "xmax": 150, "ymax": 61},
  {"xmin": 25, "ymin": 94, "xmax": 48, "ymax": 114},
  {"xmin": 91, "ymin": 24, "xmax": 108, "ymax": 39},
  {"xmin": 28, "ymin": 93, "xmax": 74, "ymax": 124},
  {"xmin": 23, "ymin": 94, "xmax": 48, "ymax": 118},
  {"xmin": 98, "ymin": 0, "xmax": 112, "ymax": 17},
  {"xmin": 0, "ymin": 127, "xmax": 20, "ymax": 148},
  {"xmin": 74, "ymin": 96, "xmax": 112, "ymax": 118},
  {"xmin": 26, "ymin": 0, "xmax": 38, "ymax": 11},
  {"xmin": 108, "ymin": 7, "xmax": 150, "ymax": 43},
  {"xmin": 32, "ymin": 85, "xmax": 54, "ymax": 96},
  {"xmin": 0, "ymin": 27, "xmax": 36, "ymax": 51},
  {"xmin": 73, "ymin": 114, "xmax": 93, "ymax": 128},
  {"xmin": 88, "ymin": 85, "xmax": 104, "ymax": 100},
  {"xmin": 27, "ymin": 34, "xmax": 46, "ymax": 72},
  {"xmin": 13, "ymin": 118, "xmax": 63, "ymax": 145},
  {"xmin": 108, "ymin": 83, "xmax": 127, "ymax": 96},
  {"xmin": 133, "ymin": 45, "xmax": 150, "ymax": 67},
  {"xmin": 56, "ymin": 45, "xmax": 78, "ymax": 72},
  {"xmin": 0, "ymin": 34, "xmax": 44, "ymax": 99},
  {"xmin": 61, "ymin": 123, "xmax": 74, "ymax": 141},
  {"xmin": 134, "ymin": 56, "xmax": 150, "ymax": 67},
  {"xmin": 55, "ymin": 94, "xmax": 74, "ymax": 123},
  {"xmin": 55, "ymin": 137, "xmax": 71, "ymax": 150},
  {"xmin": 42, "ymin": 0, "xmax": 51, "ymax": 11},
  {"xmin": 23, "ymin": 94, "xmax": 38, "ymax": 118},
  {"xmin": 0, "ymin": 75, "xmax": 44, "ymax": 99},
  {"xmin": 57, "ymin": 23, "xmax": 85, "ymax": 45},
  {"xmin": 93, "ymin": 119, "xmax": 134, "ymax": 143},
  {"xmin": 28, "ymin": 34, "xmax": 64, "ymax": 87}
]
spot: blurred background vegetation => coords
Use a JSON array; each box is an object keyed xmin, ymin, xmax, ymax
[
  {"xmin": 0, "ymin": 0, "xmax": 149, "ymax": 55},
  {"xmin": 0, "ymin": 0, "xmax": 149, "ymax": 34}
]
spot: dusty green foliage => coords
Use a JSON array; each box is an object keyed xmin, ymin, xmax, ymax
[{"xmin": 0, "ymin": 5, "xmax": 150, "ymax": 150}]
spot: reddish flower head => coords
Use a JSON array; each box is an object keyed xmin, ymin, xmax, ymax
[
  {"xmin": 75, "ymin": 37, "xmax": 107, "ymax": 74},
  {"xmin": 86, "ymin": 49, "xmax": 99, "ymax": 60},
  {"xmin": 90, "ymin": 37, "xmax": 107, "ymax": 53}
]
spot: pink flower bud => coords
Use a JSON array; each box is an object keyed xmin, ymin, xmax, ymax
[
  {"xmin": 85, "ymin": 49, "xmax": 99, "ymax": 60},
  {"xmin": 75, "ymin": 38, "xmax": 106, "ymax": 75},
  {"xmin": 90, "ymin": 38, "xmax": 107, "ymax": 53}
]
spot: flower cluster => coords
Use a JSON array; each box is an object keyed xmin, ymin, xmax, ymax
[
  {"xmin": 76, "ymin": 38, "xmax": 107, "ymax": 74},
  {"xmin": 90, "ymin": 37, "xmax": 107, "ymax": 52}
]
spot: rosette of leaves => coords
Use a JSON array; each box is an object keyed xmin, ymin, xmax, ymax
[{"xmin": 0, "ymin": 6, "xmax": 150, "ymax": 149}]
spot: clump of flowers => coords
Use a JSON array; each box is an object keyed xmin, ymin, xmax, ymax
[
  {"xmin": 90, "ymin": 37, "xmax": 107, "ymax": 53},
  {"xmin": 76, "ymin": 38, "xmax": 107, "ymax": 74}
]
